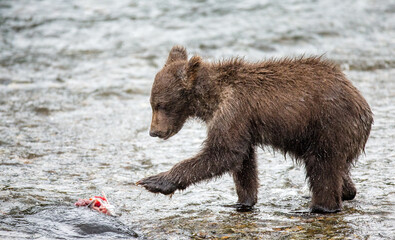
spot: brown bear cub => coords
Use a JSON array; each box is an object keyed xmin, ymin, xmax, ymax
[{"xmin": 137, "ymin": 46, "xmax": 373, "ymax": 213}]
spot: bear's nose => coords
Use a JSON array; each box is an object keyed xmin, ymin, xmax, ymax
[{"xmin": 149, "ymin": 130, "xmax": 159, "ymax": 137}]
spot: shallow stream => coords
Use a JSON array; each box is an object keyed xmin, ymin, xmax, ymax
[{"xmin": 1, "ymin": 0, "xmax": 394, "ymax": 239}]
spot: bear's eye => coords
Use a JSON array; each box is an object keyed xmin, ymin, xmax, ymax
[
  {"xmin": 156, "ymin": 103, "xmax": 166, "ymax": 110},
  {"xmin": 156, "ymin": 102, "xmax": 174, "ymax": 112}
]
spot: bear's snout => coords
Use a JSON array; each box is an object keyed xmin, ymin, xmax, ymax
[
  {"xmin": 150, "ymin": 128, "xmax": 176, "ymax": 140},
  {"xmin": 149, "ymin": 128, "xmax": 170, "ymax": 139},
  {"xmin": 150, "ymin": 110, "xmax": 174, "ymax": 139},
  {"xmin": 149, "ymin": 130, "xmax": 161, "ymax": 138}
]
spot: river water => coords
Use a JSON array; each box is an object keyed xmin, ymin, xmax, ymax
[{"xmin": 0, "ymin": 0, "xmax": 394, "ymax": 239}]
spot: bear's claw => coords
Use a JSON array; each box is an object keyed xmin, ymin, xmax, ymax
[{"xmin": 137, "ymin": 173, "xmax": 178, "ymax": 195}]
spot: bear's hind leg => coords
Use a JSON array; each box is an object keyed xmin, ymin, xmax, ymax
[
  {"xmin": 342, "ymin": 172, "xmax": 357, "ymax": 201},
  {"xmin": 305, "ymin": 156, "xmax": 343, "ymax": 213},
  {"xmin": 232, "ymin": 146, "xmax": 258, "ymax": 211}
]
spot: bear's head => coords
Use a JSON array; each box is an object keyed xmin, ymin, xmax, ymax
[{"xmin": 149, "ymin": 46, "xmax": 201, "ymax": 139}]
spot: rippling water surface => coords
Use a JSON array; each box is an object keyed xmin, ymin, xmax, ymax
[{"xmin": 1, "ymin": 0, "xmax": 394, "ymax": 239}]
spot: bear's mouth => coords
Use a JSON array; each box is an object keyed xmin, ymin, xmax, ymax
[
  {"xmin": 162, "ymin": 130, "xmax": 175, "ymax": 140},
  {"xmin": 158, "ymin": 124, "xmax": 184, "ymax": 140}
]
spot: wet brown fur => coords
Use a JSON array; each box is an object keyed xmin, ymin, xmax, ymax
[{"xmin": 138, "ymin": 46, "xmax": 373, "ymax": 213}]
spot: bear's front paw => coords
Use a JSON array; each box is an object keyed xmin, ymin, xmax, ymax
[
  {"xmin": 137, "ymin": 172, "xmax": 178, "ymax": 195},
  {"xmin": 310, "ymin": 205, "xmax": 341, "ymax": 214}
]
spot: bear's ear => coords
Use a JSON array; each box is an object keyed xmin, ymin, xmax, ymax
[
  {"xmin": 184, "ymin": 55, "xmax": 202, "ymax": 89},
  {"xmin": 165, "ymin": 45, "xmax": 187, "ymax": 65}
]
